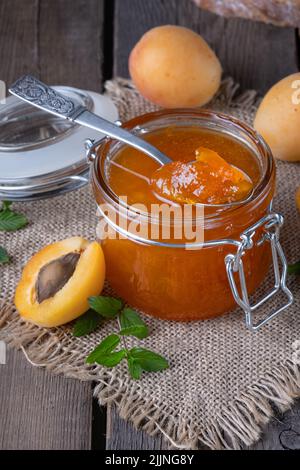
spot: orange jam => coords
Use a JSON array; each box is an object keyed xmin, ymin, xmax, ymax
[
  {"xmin": 107, "ymin": 127, "xmax": 260, "ymax": 209},
  {"xmin": 151, "ymin": 146, "xmax": 253, "ymax": 205},
  {"xmin": 92, "ymin": 110, "xmax": 275, "ymax": 321}
]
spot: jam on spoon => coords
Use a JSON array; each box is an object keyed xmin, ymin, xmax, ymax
[{"xmin": 151, "ymin": 146, "xmax": 253, "ymax": 205}]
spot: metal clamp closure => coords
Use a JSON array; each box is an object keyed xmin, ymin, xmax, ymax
[
  {"xmin": 84, "ymin": 120, "xmax": 123, "ymax": 162},
  {"xmin": 85, "ymin": 138, "xmax": 101, "ymax": 162},
  {"xmin": 225, "ymin": 212, "xmax": 293, "ymax": 331}
]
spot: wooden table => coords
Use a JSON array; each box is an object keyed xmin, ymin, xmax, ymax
[{"xmin": 0, "ymin": 0, "xmax": 300, "ymax": 451}]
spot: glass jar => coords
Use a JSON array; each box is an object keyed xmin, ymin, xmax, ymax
[{"xmin": 91, "ymin": 109, "xmax": 293, "ymax": 330}]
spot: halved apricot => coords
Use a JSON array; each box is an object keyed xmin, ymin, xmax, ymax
[{"xmin": 15, "ymin": 237, "xmax": 105, "ymax": 327}]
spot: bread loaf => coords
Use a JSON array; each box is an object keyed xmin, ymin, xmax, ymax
[{"xmin": 192, "ymin": 0, "xmax": 300, "ymax": 27}]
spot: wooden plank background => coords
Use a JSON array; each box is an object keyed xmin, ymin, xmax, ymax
[{"xmin": 0, "ymin": 0, "xmax": 299, "ymax": 450}]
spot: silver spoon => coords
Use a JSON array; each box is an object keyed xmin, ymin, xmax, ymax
[{"xmin": 9, "ymin": 75, "xmax": 171, "ymax": 166}]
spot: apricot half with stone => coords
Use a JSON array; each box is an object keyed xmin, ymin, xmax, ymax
[{"xmin": 15, "ymin": 237, "xmax": 105, "ymax": 327}]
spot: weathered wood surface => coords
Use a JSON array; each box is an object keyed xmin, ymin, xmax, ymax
[
  {"xmin": 39, "ymin": 0, "xmax": 104, "ymax": 91},
  {"xmin": 106, "ymin": 402, "xmax": 300, "ymax": 450},
  {"xmin": 252, "ymin": 400, "xmax": 300, "ymax": 450},
  {"xmin": 0, "ymin": 0, "xmax": 105, "ymax": 450},
  {"xmin": 0, "ymin": 0, "xmax": 300, "ymax": 451},
  {"xmin": 0, "ymin": 349, "xmax": 92, "ymax": 450}
]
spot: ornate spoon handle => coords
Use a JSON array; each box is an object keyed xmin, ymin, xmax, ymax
[
  {"xmin": 9, "ymin": 75, "xmax": 171, "ymax": 165},
  {"xmin": 9, "ymin": 75, "xmax": 85, "ymax": 119}
]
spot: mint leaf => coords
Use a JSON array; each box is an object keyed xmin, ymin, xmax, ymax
[
  {"xmin": 0, "ymin": 206, "xmax": 28, "ymax": 231},
  {"xmin": 89, "ymin": 296, "xmax": 122, "ymax": 318},
  {"xmin": 119, "ymin": 308, "xmax": 148, "ymax": 339},
  {"xmin": 127, "ymin": 356, "xmax": 143, "ymax": 380},
  {"xmin": 83, "ymin": 298, "xmax": 168, "ymax": 380},
  {"xmin": 86, "ymin": 334, "xmax": 120, "ymax": 364},
  {"xmin": 120, "ymin": 325, "xmax": 149, "ymax": 339},
  {"xmin": 128, "ymin": 347, "xmax": 169, "ymax": 374},
  {"xmin": 73, "ymin": 310, "xmax": 102, "ymax": 337},
  {"xmin": 0, "ymin": 246, "xmax": 10, "ymax": 264},
  {"xmin": 2, "ymin": 201, "xmax": 12, "ymax": 211},
  {"xmin": 288, "ymin": 261, "xmax": 300, "ymax": 275},
  {"xmin": 92, "ymin": 350, "xmax": 126, "ymax": 367}
]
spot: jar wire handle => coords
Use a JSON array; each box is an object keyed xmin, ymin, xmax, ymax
[{"xmin": 225, "ymin": 212, "xmax": 293, "ymax": 331}]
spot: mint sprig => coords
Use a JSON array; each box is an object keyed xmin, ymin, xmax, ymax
[
  {"xmin": 127, "ymin": 355, "xmax": 143, "ymax": 380},
  {"xmin": 288, "ymin": 260, "xmax": 300, "ymax": 275},
  {"xmin": 73, "ymin": 309, "xmax": 102, "ymax": 337},
  {"xmin": 2, "ymin": 201, "xmax": 11, "ymax": 211},
  {"xmin": 88, "ymin": 296, "xmax": 122, "ymax": 318},
  {"xmin": 73, "ymin": 295, "xmax": 169, "ymax": 379},
  {"xmin": 86, "ymin": 334, "xmax": 121, "ymax": 362},
  {"xmin": 119, "ymin": 307, "xmax": 149, "ymax": 339},
  {"xmin": 0, "ymin": 201, "xmax": 28, "ymax": 265},
  {"xmin": 127, "ymin": 348, "xmax": 168, "ymax": 379},
  {"xmin": 128, "ymin": 347, "xmax": 169, "ymax": 373},
  {"xmin": 0, "ymin": 246, "xmax": 10, "ymax": 264},
  {"xmin": 72, "ymin": 296, "xmax": 123, "ymax": 337},
  {"xmin": 0, "ymin": 201, "xmax": 28, "ymax": 232},
  {"xmin": 86, "ymin": 334, "xmax": 126, "ymax": 367}
]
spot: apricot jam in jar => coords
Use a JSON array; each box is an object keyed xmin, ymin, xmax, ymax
[{"xmin": 91, "ymin": 110, "xmax": 292, "ymax": 328}]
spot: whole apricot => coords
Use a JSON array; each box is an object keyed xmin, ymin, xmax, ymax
[
  {"xmin": 15, "ymin": 237, "xmax": 105, "ymax": 327},
  {"xmin": 254, "ymin": 73, "xmax": 300, "ymax": 162},
  {"xmin": 129, "ymin": 25, "xmax": 222, "ymax": 108}
]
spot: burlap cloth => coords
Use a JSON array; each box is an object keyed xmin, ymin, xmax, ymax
[{"xmin": 0, "ymin": 78, "xmax": 299, "ymax": 450}]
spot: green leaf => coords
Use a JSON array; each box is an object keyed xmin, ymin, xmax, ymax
[
  {"xmin": 73, "ymin": 310, "xmax": 102, "ymax": 337},
  {"xmin": 128, "ymin": 347, "xmax": 169, "ymax": 374},
  {"xmin": 0, "ymin": 246, "xmax": 10, "ymax": 264},
  {"xmin": 119, "ymin": 308, "xmax": 149, "ymax": 339},
  {"xmin": 86, "ymin": 334, "xmax": 120, "ymax": 364},
  {"xmin": 0, "ymin": 208, "xmax": 28, "ymax": 231},
  {"xmin": 288, "ymin": 261, "xmax": 300, "ymax": 275},
  {"xmin": 1, "ymin": 201, "xmax": 12, "ymax": 211},
  {"xmin": 127, "ymin": 356, "xmax": 143, "ymax": 380},
  {"xmin": 88, "ymin": 296, "xmax": 122, "ymax": 318},
  {"xmin": 120, "ymin": 325, "xmax": 148, "ymax": 339},
  {"xmin": 93, "ymin": 350, "xmax": 126, "ymax": 367}
]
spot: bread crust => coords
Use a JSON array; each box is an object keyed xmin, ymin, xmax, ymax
[{"xmin": 192, "ymin": 0, "xmax": 300, "ymax": 27}]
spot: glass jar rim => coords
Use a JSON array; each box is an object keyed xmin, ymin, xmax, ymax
[{"xmin": 91, "ymin": 108, "xmax": 274, "ymax": 225}]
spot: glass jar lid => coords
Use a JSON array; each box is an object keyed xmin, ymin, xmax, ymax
[{"xmin": 0, "ymin": 86, "xmax": 118, "ymax": 201}]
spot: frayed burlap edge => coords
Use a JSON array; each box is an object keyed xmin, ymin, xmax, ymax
[
  {"xmin": 0, "ymin": 78, "xmax": 299, "ymax": 450},
  {"xmin": 1, "ymin": 301, "xmax": 300, "ymax": 450},
  {"xmin": 104, "ymin": 76, "xmax": 261, "ymax": 119}
]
